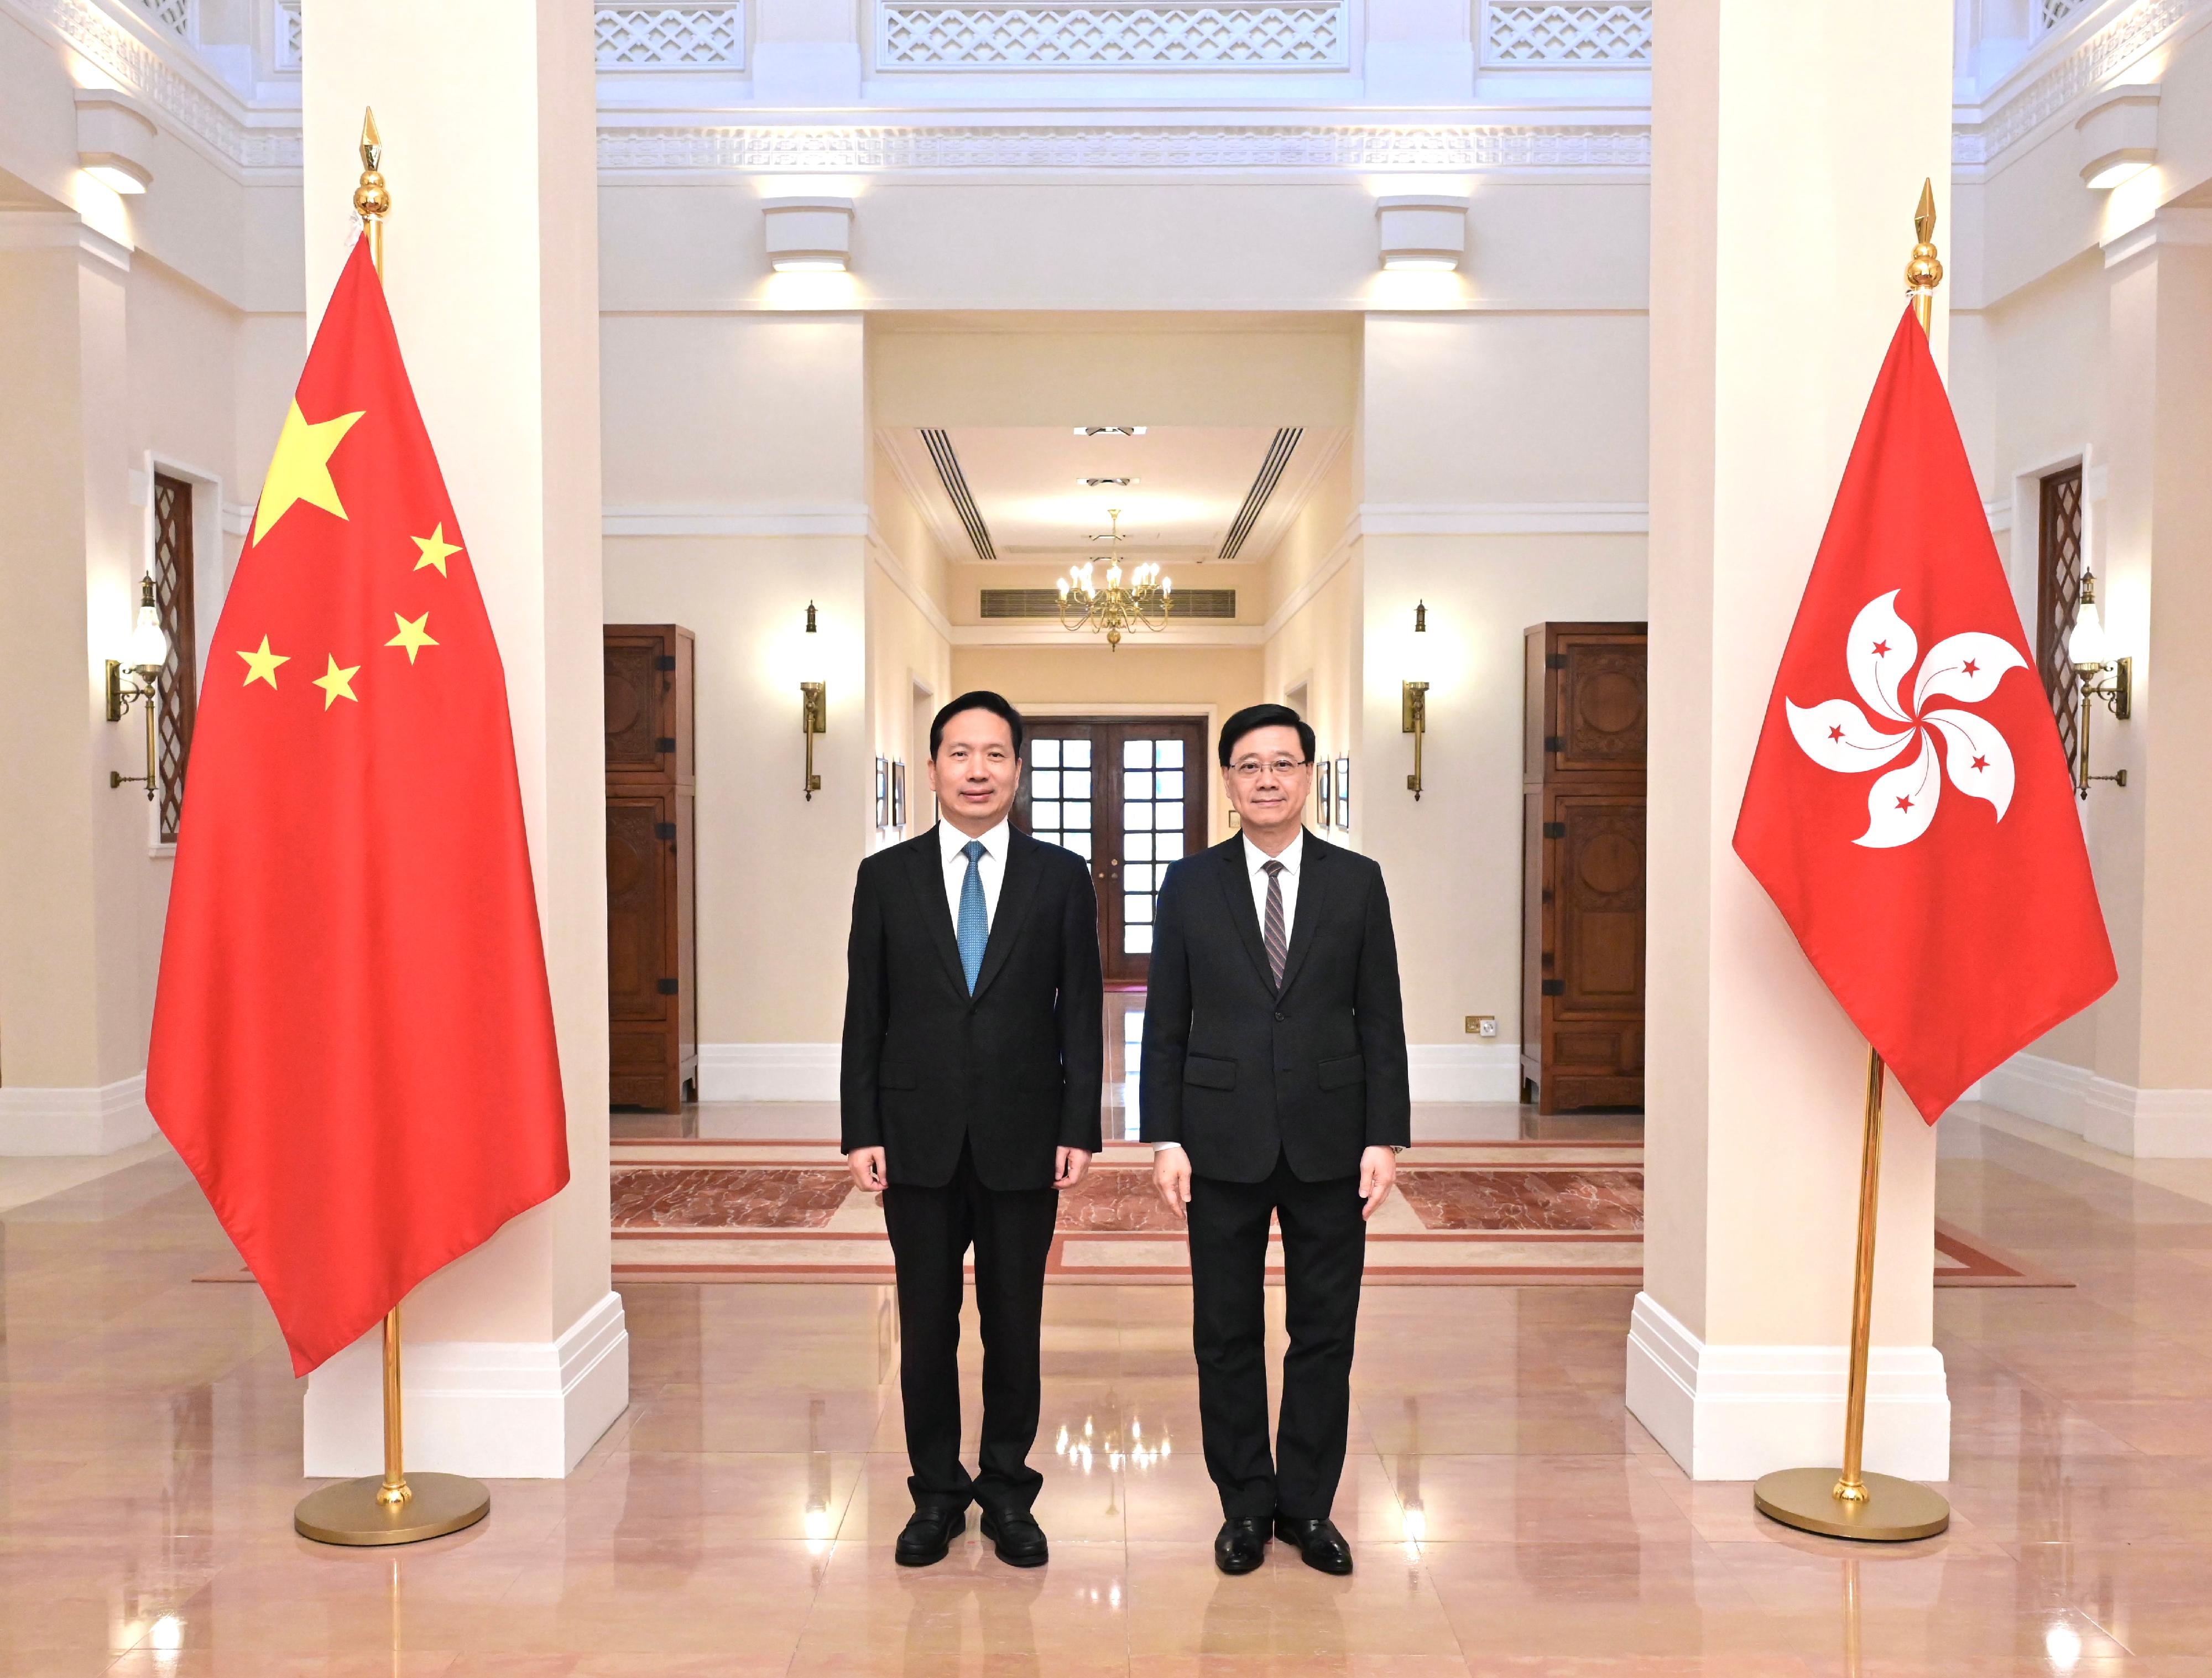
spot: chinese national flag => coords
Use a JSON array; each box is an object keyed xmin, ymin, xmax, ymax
[
  {"xmin": 148, "ymin": 238, "xmax": 568, "ymax": 1374},
  {"xmin": 1733, "ymin": 307, "xmax": 2115, "ymax": 1122}
]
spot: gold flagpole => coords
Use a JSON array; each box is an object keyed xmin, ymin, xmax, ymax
[
  {"xmin": 294, "ymin": 110, "xmax": 492, "ymax": 1548},
  {"xmin": 1752, "ymin": 181, "xmax": 1952, "ymax": 1544}
]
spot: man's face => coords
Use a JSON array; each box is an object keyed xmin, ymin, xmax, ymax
[
  {"xmin": 1222, "ymin": 724, "xmax": 1311, "ymax": 840},
  {"xmin": 928, "ymin": 707, "xmax": 1021, "ymax": 832}
]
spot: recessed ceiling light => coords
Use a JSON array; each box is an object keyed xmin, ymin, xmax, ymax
[
  {"xmin": 1079, "ymin": 477, "xmax": 1135, "ymax": 487},
  {"xmin": 1074, "ymin": 426, "xmax": 1145, "ymax": 436}
]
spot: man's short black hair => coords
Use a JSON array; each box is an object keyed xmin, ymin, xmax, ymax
[
  {"xmin": 930, "ymin": 690, "xmax": 1025, "ymax": 759},
  {"xmin": 1218, "ymin": 702, "xmax": 1316, "ymax": 768}
]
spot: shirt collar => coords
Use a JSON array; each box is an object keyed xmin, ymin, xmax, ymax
[
  {"xmin": 1243, "ymin": 827, "xmax": 1305, "ymax": 878},
  {"xmin": 941, "ymin": 818, "xmax": 1010, "ymax": 865}
]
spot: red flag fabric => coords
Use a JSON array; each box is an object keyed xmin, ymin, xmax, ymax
[
  {"xmin": 1733, "ymin": 306, "xmax": 2115, "ymax": 1122},
  {"xmin": 147, "ymin": 238, "xmax": 568, "ymax": 1374}
]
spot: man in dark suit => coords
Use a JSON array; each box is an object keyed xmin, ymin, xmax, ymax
[
  {"xmin": 842, "ymin": 690, "xmax": 1103, "ymax": 1569},
  {"xmin": 1144, "ymin": 702, "xmax": 1410, "ymax": 1577}
]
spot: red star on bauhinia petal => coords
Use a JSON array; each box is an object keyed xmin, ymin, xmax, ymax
[
  {"xmin": 1871, "ymin": 640, "xmax": 1891, "ymax": 657},
  {"xmin": 1895, "ymin": 795, "xmax": 1914, "ymax": 812},
  {"xmin": 1971, "ymin": 755, "xmax": 1989, "ymax": 772},
  {"xmin": 1963, "ymin": 658, "xmax": 1979, "ymax": 676},
  {"xmin": 1828, "ymin": 725, "xmax": 1846, "ymax": 742}
]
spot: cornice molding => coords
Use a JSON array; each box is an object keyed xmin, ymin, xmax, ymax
[
  {"xmin": 597, "ymin": 122, "xmax": 1652, "ymax": 172},
  {"xmin": 865, "ymin": 520, "xmax": 958, "ymax": 642},
  {"xmin": 1955, "ymin": 0, "xmax": 2209, "ymax": 166}
]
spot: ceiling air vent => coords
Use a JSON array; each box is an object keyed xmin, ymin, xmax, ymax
[{"xmin": 981, "ymin": 588, "xmax": 1237, "ymax": 621}]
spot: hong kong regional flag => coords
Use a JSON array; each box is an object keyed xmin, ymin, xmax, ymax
[
  {"xmin": 148, "ymin": 238, "xmax": 568, "ymax": 1373},
  {"xmin": 1734, "ymin": 306, "xmax": 2114, "ymax": 1122}
]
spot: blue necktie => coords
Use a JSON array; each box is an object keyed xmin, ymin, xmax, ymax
[{"xmin": 957, "ymin": 839, "xmax": 989, "ymax": 993}]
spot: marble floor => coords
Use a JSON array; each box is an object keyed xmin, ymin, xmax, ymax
[{"xmin": 7, "ymin": 1102, "xmax": 2212, "ymax": 1674}]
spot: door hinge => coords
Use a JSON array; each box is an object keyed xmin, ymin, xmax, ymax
[
  {"xmin": 654, "ymin": 821, "xmax": 676, "ymax": 841},
  {"xmin": 654, "ymin": 654, "xmax": 676, "ymax": 671},
  {"xmin": 1545, "ymin": 653, "xmax": 1567, "ymax": 670},
  {"xmin": 1542, "ymin": 821, "xmax": 1566, "ymax": 839},
  {"xmin": 1543, "ymin": 735, "xmax": 1565, "ymax": 753},
  {"xmin": 1541, "ymin": 979, "xmax": 1565, "ymax": 996},
  {"xmin": 655, "ymin": 736, "xmax": 676, "ymax": 753},
  {"xmin": 657, "ymin": 978, "xmax": 680, "ymax": 996}
]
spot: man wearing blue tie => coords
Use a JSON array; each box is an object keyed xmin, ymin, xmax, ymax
[{"xmin": 841, "ymin": 691, "xmax": 1104, "ymax": 1568}]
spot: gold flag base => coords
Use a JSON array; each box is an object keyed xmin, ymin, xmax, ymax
[
  {"xmin": 294, "ymin": 1471, "xmax": 490, "ymax": 1547},
  {"xmin": 1752, "ymin": 1467, "xmax": 1950, "ymax": 1542}
]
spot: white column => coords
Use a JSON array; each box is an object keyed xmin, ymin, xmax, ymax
[
  {"xmin": 1631, "ymin": 0, "xmax": 1955, "ymax": 1481},
  {"xmin": 298, "ymin": 0, "xmax": 623, "ymax": 1478},
  {"xmin": 0, "ymin": 211, "xmax": 161, "ymax": 1156}
]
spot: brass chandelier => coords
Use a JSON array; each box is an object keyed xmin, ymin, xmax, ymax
[{"xmin": 1057, "ymin": 509, "xmax": 1172, "ymax": 649}]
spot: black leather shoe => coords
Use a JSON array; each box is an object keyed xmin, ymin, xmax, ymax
[
  {"xmin": 1274, "ymin": 1515, "xmax": 1353, "ymax": 1575},
  {"xmin": 1214, "ymin": 1516, "xmax": 1270, "ymax": 1575},
  {"xmin": 978, "ymin": 1505, "xmax": 1049, "ymax": 1567},
  {"xmin": 895, "ymin": 1505, "xmax": 964, "ymax": 1567}
]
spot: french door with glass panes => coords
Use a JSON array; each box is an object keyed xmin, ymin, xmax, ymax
[{"xmin": 1015, "ymin": 719, "xmax": 1209, "ymax": 986}]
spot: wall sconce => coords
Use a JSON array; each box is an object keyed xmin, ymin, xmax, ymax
[
  {"xmin": 799, "ymin": 600, "xmax": 826, "ymax": 801},
  {"xmin": 1402, "ymin": 600, "xmax": 1430, "ymax": 801},
  {"xmin": 106, "ymin": 572, "xmax": 168, "ymax": 799},
  {"xmin": 2076, "ymin": 85, "xmax": 2159, "ymax": 191},
  {"xmin": 763, "ymin": 197, "xmax": 854, "ymax": 273},
  {"xmin": 76, "ymin": 87, "xmax": 157, "ymax": 195},
  {"xmin": 2068, "ymin": 569, "xmax": 2130, "ymax": 798},
  {"xmin": 1376, "ymin": 196, "xmax": 1468, "ymax": 272}
]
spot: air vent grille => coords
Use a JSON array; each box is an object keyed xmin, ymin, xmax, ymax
[{"xmin": 981, "ymin": 588, "xmax": 1237, "ymax": 621}]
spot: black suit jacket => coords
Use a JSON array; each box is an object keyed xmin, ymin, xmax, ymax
[
  {"xmin": 841, "ymin": 825, "xmax": 1104, "ymax": 1191},
  {"xmin": 1140, "ymin": 831, "xmax": 1410, "ymax": 1183}
]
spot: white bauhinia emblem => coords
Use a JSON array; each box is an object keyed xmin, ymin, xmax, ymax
[{"xmin": 1785, "ymin": 591, "xmax": 2027, "ymax": 849}]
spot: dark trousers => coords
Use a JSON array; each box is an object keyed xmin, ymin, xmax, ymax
[
  {"xmin": 881, "ymin": 1140, "xmax": 1059, "ymax": 1514},
  {"xmin": 1187, "ymin": 1151, "xmax": 1366, "ymax": 1521}
]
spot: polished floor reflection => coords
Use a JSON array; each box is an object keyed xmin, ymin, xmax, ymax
[{"xmin": 7, "ymin": 1101, "xmax": 2212, "ymax": 1672}]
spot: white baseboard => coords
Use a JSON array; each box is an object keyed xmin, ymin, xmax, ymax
[
  {"xmin": 303, "ymin": 1290, "xmax": 630, "ymax": 1479},
  {"xmin": 0, "ymin": 1073, "xmax": 157, "ymax": 1155},
  {"xmin": 697, "ymin": 1043, "xmax": 840, "ymax": 1102},
  {"xmin": 1980, "ymin": 1051, "xmax": 2212, "ymax": 1158},
  {"xmin": 1407, "ymin": 1043, "xmax": 1522, "ymax": 1103},
  {"xmin": 1625, "ymin": 1293, "xmax": 1950, "ymax": 1482}
]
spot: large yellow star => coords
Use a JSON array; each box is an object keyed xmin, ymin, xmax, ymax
[
  {"xmin": 411, "ymin": 524, "xmax": 462, "ymax": 576},
  {"xmin": 236, "ymin": 635, "xmax": 289, "ymax": 689},
  {"xmin": 385, "ymin": 611, "xmax": 437, "ymax": 664},
  {"xmin": 312, "ymin": 655, "xmax": 361, "ymax": 711},
  {"xmin": 252, "ymin": 402, "xmax": 366, "ymax": 546}
]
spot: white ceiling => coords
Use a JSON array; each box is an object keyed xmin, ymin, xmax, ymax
[{"xmin": 883, "ymin": 424, "xmax": 1342, "ymax": 570}]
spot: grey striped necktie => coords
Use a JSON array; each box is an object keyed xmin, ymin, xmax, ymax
[{"xmin": 1261, "ymin": 859, "xmax": 1287, "ymax": 990}]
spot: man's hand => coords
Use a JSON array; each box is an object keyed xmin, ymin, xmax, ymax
[
  {"xmin": 1055, "ymin": 1147, "xmax": 1092, "ymax": 1189},
  {"xmin": 1358, "ymin": 1145, "xmax": 1398, "ymax": 1221},
  {"xmin": 1154, "ymin": 1146, "xmax": 1192, "ymax": 1219},
  {"xmin": 847, "ymin": 1147, "xmax": 886, "ymax": 1192}
]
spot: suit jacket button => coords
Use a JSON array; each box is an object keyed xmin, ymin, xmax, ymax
[{"xmin": 1273, "ymin": 1011, "xmax": 1286, "ymax": 1022}]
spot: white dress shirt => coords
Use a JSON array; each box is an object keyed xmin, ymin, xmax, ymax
[
  {"xmin": 938, "ymin": 817, "xmax": 1010, "ymax": 934},
  {"xmin": 1156, "ymin": 828, "xmax": 1306, "ymax": 1153}
]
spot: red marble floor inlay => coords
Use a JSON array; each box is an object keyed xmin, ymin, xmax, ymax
[
  {"xmin": 1395, "ymin": 1168, "xmax": 1643, "ymax": 1232},
  {"xmin": 611, "ymin": 1166, "xmax": 854, "ymax": 1229},
  {"xmin": 1056, "ymin": 1167, "xmax": 1188, "ymax": 1232}
]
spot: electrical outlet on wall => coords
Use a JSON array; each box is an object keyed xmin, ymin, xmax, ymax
[{"xmin": 1465, "ymin": 1015, "xmax": 1497, "ymax": 1038}]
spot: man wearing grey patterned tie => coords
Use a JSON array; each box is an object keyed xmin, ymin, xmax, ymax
[
  {"xmin": 841, "ymin": 691, "xmax": 1103, "ymax": 1570},
  {"xmin": 1143, "ymin": 703, "xmax": 1410, "ymax": 1577}
]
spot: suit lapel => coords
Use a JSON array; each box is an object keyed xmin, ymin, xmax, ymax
[
  {"xmin": 1211, "ymin": 837, "xmax": 1276, "ymax": 991},
  {"xmin": 1273, "ymin": 831, "xmax": 1328, "ymax": 1002},
  {"xmin": 969, "ymin": 827, "xmax": 1042, "ymax": 1004},
  {"xmin": 906, "ymin": 829, "xmax": 969, "ymax": 996}
]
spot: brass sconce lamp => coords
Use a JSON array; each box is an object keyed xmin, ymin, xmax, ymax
[
  {"xmin": 1402, "ymin": 600, "xmax": 1430, "ymax": 801},
  {"xmin": 106, "ymin": 573, "xmax": 168, "ymax": 800},
  {"xmin": 800, "ymin": 600, "xmax": 826, "ymax": 801},
  {"xmin": 2068, "ymin": 570, "xmax": 2130, "ymax": 799}
]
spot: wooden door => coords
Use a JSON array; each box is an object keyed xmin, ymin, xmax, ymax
[
  {"xmin": 604, "ymin": 625, "xmax": 696, "ymax": 1111},
  {"xmin": 1016, "ymin": 718, "xmax": 1208, "ymax": 986}
]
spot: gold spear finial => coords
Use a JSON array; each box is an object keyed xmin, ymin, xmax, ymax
[
  {"xmin": 354, "ymin": 107, "xmax": 389, "ymax": 274},
  {"xmin": 1906, "ymin": 177, "xmax": 1942, "ymax": 332}
]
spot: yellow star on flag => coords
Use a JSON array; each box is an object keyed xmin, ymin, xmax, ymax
[
  {"xmin": 411, "ymin": 524, "xmax": 462, "ymax": 576},
  {"xmin": 385, "ymin": 611, "xmax": 437, "ymax": 664},
  {"xmin": 251, "ymin": 402, "xmax": 366, "ymax": 546},
  {"xmin": 312, "ymin": 655, "xmax": 361, "ymax": 711},
  {"xmin": 237, "ymin": 635, "xmax": 289, "ymax": 689}
]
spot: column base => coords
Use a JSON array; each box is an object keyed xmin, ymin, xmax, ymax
[
  {"xmin": 304, "ymin": 1290, "xmax": 628, "ymax": 1479},
  {"xmin": 0, "ymin": 1074, "xmax": 156, "ymax": 1155},
  {"xmin": 1626, "ymin": 1293, "xmax": 1949, "ymax": 1482}
]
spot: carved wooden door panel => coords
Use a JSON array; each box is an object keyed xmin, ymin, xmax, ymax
[{"xmin": 604, "ymin": 625, "xmax": 696, "ymax": 1112}]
